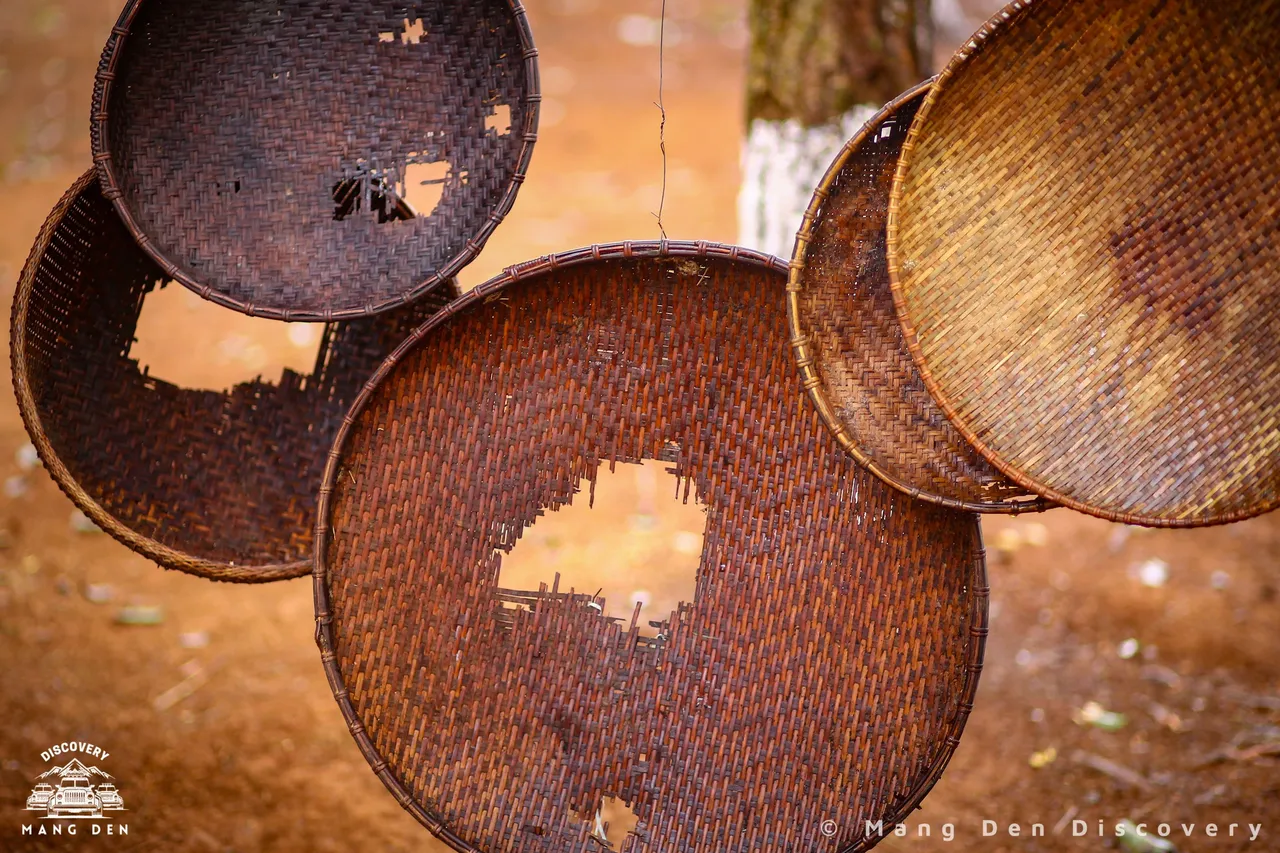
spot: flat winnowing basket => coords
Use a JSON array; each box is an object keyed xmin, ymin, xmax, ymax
[
  {"xmin": 314, "ymin": 241, "xmax": 988, "ymax": 853},
  {"xmin": 789, "ymin": 80, "xmax": 1051, "ymax": 514},
  {"xmin": 11, "ymin": 172, "xmax": 454, "ymax": 582},
  {"xmin": 92, "ymin": 0, "xmax": 538, "ymax": 320},
  {"xmin": 887, "ymin": 0, "xmax": 1280, "ymax": 527}
]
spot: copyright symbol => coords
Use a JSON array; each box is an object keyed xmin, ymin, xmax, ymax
[{"xmin": 820, "ymin": 820, "xmax": 838, "ymax": 837}]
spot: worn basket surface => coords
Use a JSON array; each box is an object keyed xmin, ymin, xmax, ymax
[
  {"xmin": 314, "ymin": 241, "xmax": 987, "ymax": 853},
  {"xmin": 92, "ymin": 0, "xmax": 537, "ymax": 320},
  {"xmin": 789, "ymin": 81, "xmax": 1050, "ymax": 514},
  {"xmin": 887, "ymin": 0, "xmax": 1280, "ymax": 527},
  {"xmin": 11, "ymin": 172, "xmax": 454, "ymax": 582}
]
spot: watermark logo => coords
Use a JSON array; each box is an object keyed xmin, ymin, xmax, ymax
[{"xmin": 21, "ymin": 742, "xmax": 129, "ymax": 838}]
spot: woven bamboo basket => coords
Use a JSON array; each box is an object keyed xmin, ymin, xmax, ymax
[
  {"xmin": 314, "ymin": 241, "xmax": 988, "ymax": 853},
  {"xmin": 887, "ymin": 0, "xmax": 1280, "ymax": 527},
  {"xmin": 11, "ymin": 172, "xmax": 454, "ymax": 583},
  {"xmin": 92, "ymin": 0, "xmax": 538, "ymax": 320},
  {"xmin": 789, "ymin": 80, "xmax": 1051, "ymax": 514}
]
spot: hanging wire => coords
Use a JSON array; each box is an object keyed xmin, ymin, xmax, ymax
[{"xmin": 653, "ymin": 0, "xmax": 669, "ymax": 239}]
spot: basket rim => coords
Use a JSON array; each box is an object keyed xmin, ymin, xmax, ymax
[
  {"xmin": 312, "ymin": 239, "xmax": 989, "ymax": 853},
  {"xmin": 884, "ymin": 0, "xmax": 1279, "ymax": 529},
  {"xmin": 90, "ymin": 0, "xmax": 541, "ymax": 322},
  {"xmin": 787, "ymin": 77, "xmax": 1052, "ymax": 515},
  {"xmin": 10, "ymin": 170, "xmax": 311, "ymax": 583}
]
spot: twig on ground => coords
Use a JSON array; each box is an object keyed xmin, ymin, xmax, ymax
[
  {"xmin": 1222, "ymin": 690, "xmax": 1280, "ymax": 712},
  {"xmin": 1072, "ymin": 750, "xmax": 1155, "ymax": 792},
  {"xmin": 1052, "ymin": 806, "xmax": 1079, "ymax": 836},
  {"xmin": 1193, "ymin": 742, "xmax": 1280, "ymax": 768}
]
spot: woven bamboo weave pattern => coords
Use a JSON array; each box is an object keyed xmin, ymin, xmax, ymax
[
  {"xmin": 92, "ymin": 0, "xmax": 537, "ymax": 320},
  {"xmin": 11, "ymin": 172, "xmax": 454, "ymax": 582},
  {"xmin": 315, "ymin": 242, "xmax": 987, "ymax": 853},
  {"xmin": 887, "ymin": 0, "xmax": 1280, "ymax": 527},
  {"xmin": 789, "ymin": 81, "xmax": 1048, "ymax": 513}
]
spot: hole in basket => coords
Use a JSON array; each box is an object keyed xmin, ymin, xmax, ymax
[
  {"xmin": 379, "ymin": 17, "xmax": 426, "ymax": 44},
  {"xmin": 332, "ymin": 175, "xmax": 415, "ymax": 224},
  {"xmin": 572, "ymin": 796, "xmax": 640, "ymax": 851},
  {"xmin": 401, "ymin": 161, "xmax": 449, "ymax": 217},
  {"xmin": 498, "ymin": 459, "xmax": 704, "ymax": 638},
  {"xmin": 131, "ymin": 281, "xmax": 322, "ymax": 391},
  {"xmin": 400, "ymin": 17, "xmax": 426, "ymax": 44},
  {"xmin": 486, "ymin": 103, "xmax": 512, "ymax": 135}
]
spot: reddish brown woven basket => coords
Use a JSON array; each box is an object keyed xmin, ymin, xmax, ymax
[
  {"xmin": 91, "ymin": 0, "xmax": 538, "ymax": 320},
  {"xmin": 887, "ymin": 0, "xmax": 1280, "ymax": 528},
  {"xmin": 11, "ymin": 172, "xmax": 455, "ymax": 583},
  {"xmin": 789, "ymin": 80, "xmax": 1051, "ymax": 514},
  {"xmin": 314, "ymin": 241, "xmax": 988, "ymax": 853}
]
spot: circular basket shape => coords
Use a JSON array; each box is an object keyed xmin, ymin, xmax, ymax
[
  {"xmin": 887, "ymin": 0, "xmax": 1280, "ymax": 527},
  {"xmin": 314, "ymin": 241, "xmax": 988, "ymax": 853},
  {"xmin": 11, "ymin": 172, "xmax": 456, "ymax": 583},
  {"xmin": 91, "ymin": 0, "xmax": 538, "ymax": 320},
  {"xmin": 790, "ymin": 80, "xmax": 1051, "ymax": 514}
]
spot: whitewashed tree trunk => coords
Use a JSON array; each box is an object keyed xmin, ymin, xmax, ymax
[
  {"xmin": 737, "ymin": 0, "xmax": 971, "ymax": 257},
  {"xmin": 933, "ymin": 0, "xmax": 980, "ymax": 43},
  {"xmin": 737, "ymin": 104, "xmax": 880, "ymax": 258}
]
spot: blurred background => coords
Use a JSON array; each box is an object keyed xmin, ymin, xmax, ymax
[{"xmin": 0, "ymin": 0, "xmax": 1276, "ymax": 850}]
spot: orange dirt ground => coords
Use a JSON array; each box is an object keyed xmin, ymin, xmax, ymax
[{"xmin": 0, "ymin": 1, "xmax": 1276, "ymax": 851}]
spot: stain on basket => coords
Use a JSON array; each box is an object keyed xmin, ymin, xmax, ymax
[{"xmin": 1109, "ymin": 205, "xmax": 1252, "ymax": 337}]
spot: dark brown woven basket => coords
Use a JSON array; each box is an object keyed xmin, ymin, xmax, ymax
[
  {"xmin": 789, "ymin": 80, "xmax": 1051, "ymax": 514},
  {"xmin": 314, "ymin": 241, "xmax": 988, "ymax": 853},
  {"xmin": 887, "ymin": 0, "xmax": 1280, "ymax": 528},
  {"xmin": 11, "ymin": 172, "xmax": 455, "ymax": 583},
  {"xmin": 91, "ymin": 0, "xmax": 538, "ymax": 320}
]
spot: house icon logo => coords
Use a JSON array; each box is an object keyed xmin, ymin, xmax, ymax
[{"xmin": 21, "ymin": 742, "xmax": 129, "ymax": 838}]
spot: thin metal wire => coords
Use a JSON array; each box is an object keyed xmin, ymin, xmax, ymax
[{"xmin": 652, "ymin": 0, "xmax": 669, "ymax": 239}]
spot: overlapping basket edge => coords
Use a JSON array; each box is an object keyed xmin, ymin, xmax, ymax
[{"xmin": 786, "ymin": 78, "xmax": 1053, "ymax": 516}]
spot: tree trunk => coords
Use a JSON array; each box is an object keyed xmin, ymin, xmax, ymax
[{"xmin": 737, "ymin": 0, "xmax": 935, "ymax": 257}]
